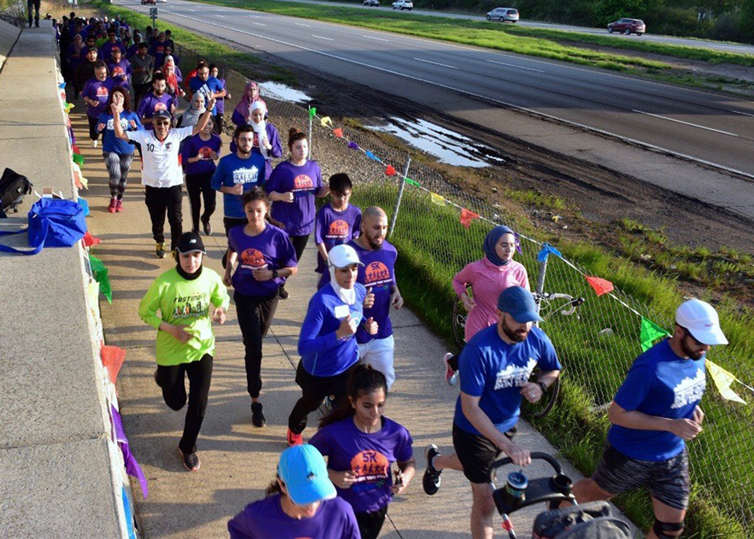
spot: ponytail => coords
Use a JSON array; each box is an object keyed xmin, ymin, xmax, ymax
[
  {"xmin": 319, "ymin": 365, "xmax": 387, "ymax": 429},
  {"xmin": 288, "ymin": 127, "xmax": 307, "ymax": 151}
]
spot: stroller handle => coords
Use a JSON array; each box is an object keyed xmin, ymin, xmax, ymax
[{"xmin": 489, "ymin": 452, "xmax": 564, "ymax": 479}]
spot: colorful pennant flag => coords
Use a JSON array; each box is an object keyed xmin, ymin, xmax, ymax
[
  {"xmin": 320, "ymin": 116, "xmax": 333, "ymax": 128},
  {"xmin": 308, "ymin": 106, "xmax": 317, "ymax": 118},
  {"xmin": 72, "ymin": 153, "xmax": 85, "ymax": 166},
  {"xmin": 89, "ymin": 254, "xmax": 112, "ymax": 303},
  {"xmin": 460, "ymin": 208, "xmax": 480, "ymax": 229},
  {"xmin": 640, "ymin": 317, "xmax": 670, "ymax": 352},
  {"xmin": 430, "ymin": 192, "xmax": 445, "ymax": 205},
  {"xmin": 83, "ymin": 230, "xmax": 101, "ymax": 247},
  {"xmin": 72, "ymin": 144, "xmax": 81, "ymax": 155},
  {"xmin": 707, "ymin": 361, "xmax": 747, "ymax": 404},
  {"xmin": 347, "ymin": 141, "xmax": 360, "ymax": 150},
  {"xmin": 333, "ymin": 128, "xmax": 343, "ymax": 138},
  {"xmin": 513, "ymin": 232, "xmax": 523, "ymax": 254},
  {"xmin": 101, "ymin": 345, "xmax": 126, "ymax": 384},
  {"xmin": 111, "ymin": 406, "xmax": 148, "ymax": 499},
  {"xmin": 64, "ymin": 103, "xmax": 74, "ymax": 113},
  {"xmin": 87, "ymin": 280, "xmax": 101, "ymax": 320},
  {"xmin": 585, "ymin": 276, "xmax": 614, "ymax": 297},
  {"xmin": 78, "ymin": 198, "xmax": 90, "ymax": 217},
  {"xmin": 365, "ymin": 151, "xmax": 380, "ymax": 162},
  {"xmin": 405, "ymin": 178, "xmax": 420, "ymax": 187},
  {"xmin": 537, "ymin": 243, "xmax": 563, "ymax": 263},
  {"xmin": 385, "ymin": 165, "xmax": 396, "ymax": 176}
]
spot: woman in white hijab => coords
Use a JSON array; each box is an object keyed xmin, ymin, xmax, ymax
[
  {"xmin": 230, "ymin": 99, "xmax": 282, "ymax": 181},
  {"xmin": 180, "ymin": 92, "xmax": 206, "ymax": 128}
]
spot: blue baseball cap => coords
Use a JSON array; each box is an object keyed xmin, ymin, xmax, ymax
[
  {"xmin": 498, "ymin": 286, "xmax": 542, "ymax": 323},
  {"xmin": 278, "ymin": 445, "xmax": 336, "ymax": 506}
]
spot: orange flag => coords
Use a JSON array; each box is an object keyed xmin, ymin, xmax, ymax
[
  {"xmin": 460, "ymin": 208, "xmax": 480, "ymax": 229},
  {"xmin": 585, "ymin": 276, "xmax": 614, "ymax": 296},
  {"xmin": 333, "ymin": 128, "xmax": 343, "ymax": 138},
  {"xmin": 385, "ymin": 165, "xmax": 396, "ymax": 176},
  {"xmin": 101, "ymin": 345, "xmax": 126, "ymax": 384}
]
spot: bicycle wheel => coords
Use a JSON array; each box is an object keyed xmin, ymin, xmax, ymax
[
  {"xmin": 521, "ymin": 371, "xmax": 560, "ymax": 419},
  {"xmin": 451, "ymin": 296, "xmax": 467, "ymax": 349}
]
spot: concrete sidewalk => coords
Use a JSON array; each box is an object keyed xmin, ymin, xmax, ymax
[{"xmin": 70, "ymin": 109, "xmax": 640, "ymax": 536}]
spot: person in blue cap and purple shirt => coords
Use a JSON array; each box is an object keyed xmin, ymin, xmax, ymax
[
  {"xmin": 421, "ymin": 286, "xmax": 561, "ymax": 539},
  {"xmin": 227, "ymin": 444, "xmax": 360, "ymax": 538}
]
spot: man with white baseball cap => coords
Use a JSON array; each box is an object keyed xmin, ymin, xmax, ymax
[{"xmin": 570, "ymin": 298, "xmax": 727, "ymax": 539}]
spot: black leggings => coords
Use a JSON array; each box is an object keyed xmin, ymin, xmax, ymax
[
  {"xmin": 157, "ymin": 354, "xmax": 213, "ymax": 455},
  {"xmin": 290, "ymin": 234, "xmax": 310, "ymax": 264},
  {"xmin": 186, "ymin": 171, "xmax": 217, "ymax": 232},
  {"xmin": 287, "ymin": 361, "xmax": 355, "ymax": 434},
  {"xmin": 234, "ymin": 290, "xmax": 279, "ymax": 399},
  {"xmin": 355, "ymin": 505, "xmax": 388, "ymax": 539},
  {"xmin": 145, "ymin": 185, "xmax": 183, "ymax": 249},
  {"xmin": 87, "ymin": 115, "xmax": 100, "ymax": 141},
  {"xmin": 27, "ymin": 0, "xmax": 40, "ymax": 24}
]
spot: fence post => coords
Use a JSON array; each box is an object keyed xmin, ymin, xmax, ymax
[
  {"xmin": 534, "ymin": 256, "xmax": 549, "ymax": 323},
  {"xmin": 388, "ymin": 153, "xmax": 412, "ymax": 240},
  {"xmin": 308, "ymin": 111, "xmax": 313, "ymax": 159}
]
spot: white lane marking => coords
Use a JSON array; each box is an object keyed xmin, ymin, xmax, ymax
[
  {"xmin": 252, "ymin": 22, "xmax": 267, "ymax": 26},
  {"xmin": 632, "ymin": 109, "xmax": 739, "ymax": 137},
  {"xmin": 362, "ymin": 35, "xmax": 389, "ymax": 42},
  {"xmin": 312, "ymin": 34, "xmax": 334, "ymax": 41},
  {"xmin": 145, "ymin": 8, "xmax": 754, "ymax": 180},
  {"xmin": 414, "ymin": 57, "xmax": 458, "ymax": 70},
  {"xmin": 731, "ymin": 110, "xmax": 754, "ymax": 118},
  {"xmin": 486, "ymin": 59, "xmax": 544, "ymax": 73},
  {"xmin": 294, "ymin": 22, "xmax": 311, "ymax": 27},
  {"xmin": 216, "ymin": 14, "xmax": 225, "ymax": 18},
  {"xmin": 187, "ymin": 8, "xmax": 196, "ymax": 11}
]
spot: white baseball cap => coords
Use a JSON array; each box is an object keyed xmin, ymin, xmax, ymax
[
  {"xmin": 675, "ymin": 299, "xmax": 727, "ymax": 345},
  {"xmin": 328, "ymin": 244, "xmax": 363, "ymax": 269}
]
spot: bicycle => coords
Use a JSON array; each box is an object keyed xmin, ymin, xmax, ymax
[{"xmin": 451, "ymin": 289, "xmax": 584, "ymax": 418}]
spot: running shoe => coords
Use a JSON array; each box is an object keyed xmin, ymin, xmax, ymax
[
  {"xmin": 153, "ymin": 368, "xmax": 161, "ymax": 387},
  {"xmin": 115, "ymin": 200, "xmax": 124, "ymax": 213},
  {"xmin": 92, "ymin": 139, "xmax": 98, "ymax": 148},
  {"xmin": 202, "ymin": 219, "xmax": 212, "ymax": 236},
  {"xmin": 324, "ymin": 395, "xmax": 335, "ymax": 411},
  {"xmin": 278, "ymin": 285, "xmax": 289, "ymax": 300},
  {"xmin": 287, "ymin": 428, "xmax": 303, "ymax": 447},
  {"xmin": 180, "ymin": 449, "xmax": 201, "ymax": 472},
  {"xmin": 251, "ymin": 402, "xmax": 266, "ymax": 428},
  {"xmin": 422, "ymin": 444, "xmax": 442, "ymax": 495},
  {"xmin": 155, "ymin": 242, "xmax": 167, "ymax": 259},
  {"xmin": 444, "ymin": 353, "xmax": 458, "ymax": 387},
  {"xmin": 107, "ymin": 198, "xmax": 117, "ymax": 213}
]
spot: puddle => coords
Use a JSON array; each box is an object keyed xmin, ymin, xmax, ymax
[
  {"xmin": 367, "ymin": 117, "xmax": 506, "ymax": 168},
  {"xmin": 259, "ymin": 81, "xmax": 312, "ymax": 104}
]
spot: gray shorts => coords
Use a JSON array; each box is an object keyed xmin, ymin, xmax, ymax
[{"xmin": 592, "ymin": 443, "xmax": 690, "ymax": 510}]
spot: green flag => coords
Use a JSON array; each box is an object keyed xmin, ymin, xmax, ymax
[
  {"xmin": 640, "ymin": 317, "xmax": 670, "ymax": 352},
  {"xmin": 405, "ymin": 178, "xmax": 420, "ymax": 187},
  {"xmin": 72, "ymin": 153, "xmax": 85, "ymax": 166},
  {"xmin": 308, "ymin": 106, "xmax": 317, "ymax": 118},
  {"xmin": 89, "ymin": 254, "xmax": 112, "ymax": 303}
]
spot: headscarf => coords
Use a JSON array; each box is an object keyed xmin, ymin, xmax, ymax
[
  {"xmin": 234, "ymin": 81, "xmax": 265, "ymax": 121},
  {"xmin": 163, "ymin": 56, "xmax": 179, "ymax": 93},
  {"xmin": 483, "ymin": 225, "xmax": 515, "ymax": 267},
  {"xmin": 250, "ymin": 101, "xmax": 269, "ymax": 159},
  {"xmin": 181, "ymin": 92, "xmax": 206, "ymax": 128},
  {"xmin": 72, "ymin": 33, "xmax": 85, "ymax": 54},
  {"xmin": 328, "ymin": 266, "xmax": 356, "ymax": 305}
]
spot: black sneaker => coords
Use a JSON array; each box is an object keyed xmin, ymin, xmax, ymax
[
  {"xmin": 251, "ymin": 401, "xmax": 266, "ymax": 428},
  {"xmin": 181, "ymin": 450, "xmax": 200, "ymax": 472},
  {"xmin": 278, "ymin": 285, "xmax": 289, "ymax": 300},
  {"xmin": 202, "ymin": 219, "xmax": 213, "ymax": 236},
  {"xmin": 423, "ymin": 444, "xmax": 442, "ymax": 495}
]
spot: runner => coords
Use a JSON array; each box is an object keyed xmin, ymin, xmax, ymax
[
  {"xmin": 266, "ymin": 127, "xmax": 329, "ymax": 298},
  {"xmin": 223, "ymin": 188, "xmax": 298, "ymax": 428},
  {"xmin": 179, "ymin": 92, "xmax": 206, "ymax": 129},
  {"xmin": 230, "ymin": 100, "xmax": 281, "ymax": 178},
  {"xmin": 231, "ymin": 81, "xmax": 266, "ymax": 129},
  {"xmin": 187, "ymin": 64, "xmax": 226, "ymax": 112},
  {"xmin": 569, "ymin": 299, "xmax": 727, "ymax": 539},
  {"xmin": 138, "ymin": 231, "xmax": 229, "ymax": 472},
  {"xmin": 209, "ymin": 64, "xmax": 229, "ymax": 136},
  {"xmin": 286, "ymin": 244, "xmax": 378, "ymax": 446},
  {"xmin": 313, "ymin": 173, "xmax": 361, "ymax": 289},
  {"xmin": 81, "ymin": 61, "xmax": 114, "ymax": 148},
  {"xmin": 136, "ymin": 72, "xmax": 177, "ymax": 130},
  {"xmin": 73, "ymin": 45, "xmax": 98, "ymax": 100},
  {"xmin": 181, "ymin": 114, "xmax": 221, "ymax": 235},
  {"xmin": 422, "ymin": 286, "xmax": 561, "ymax": 539},
  {"xmin": 96, "ymin": 87, "xmax": 142, "ymax": 213},
  {"xmin": 149, "ymin": 31, "xmax": 170, "ymax": 68},
  {"xmin": 310, "ymin": 365, "xmax": 415, "ymax": 538},
  {"xmin": 105, "ymin": 47, "xmax": 131, "ymax": 90},
  {"xmin": 444, "ymin": 225, "xmax": 529, "ymax": 386},
  {"xmin": 227, "ymin": 444, "xmax": 359, "ymax": 538},
  {"xmin": 162, "ymin": 56, "xmax": 185, "ymax": 99},
  {"xmin": 130, "ymin": 42, "xmax": 154, "ymax": 107},
  {"xmin": 100, "ymin": 28, "xmax": 125, "ymax": 64},
  {"xmin": 112, "ymin": 95, "xmax": 215, "ymax": 258}
]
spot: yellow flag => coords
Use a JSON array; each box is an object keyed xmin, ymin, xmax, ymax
[
  {"xmin": 430, "ymin": 192, "xmax": 445, "ymax": 206},
  {"xmin": 320, "ymin": 116, "xmax": 333, "ymax": 128},
  {"xmin": 87, "ymin": 280, "xmax": 100, "ymax": 319},
  {"xmin": 707, "ymin": 360, "xmax": 747, "ymax": 404}
]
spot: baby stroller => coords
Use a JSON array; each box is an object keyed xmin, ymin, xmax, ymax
[{"xmin": 490, "ymin": 452, "xmax": 633, "ymax": 538}]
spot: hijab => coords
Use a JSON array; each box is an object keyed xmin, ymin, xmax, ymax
[
  {"xmin": 72, "ymin": 34, "xmax": 85, "ymax": 54},
  {"xmin": 181, "ymin": 92, "xmax": 206, "ymax": 127},
  {"xmin": 250, "ymin": 101, "xmax": 270, "ymax": 159},
  {"xmin": 234, "ymin": 81, "xmax": 266, "ymax": 121},
  {"xmin": 483, "ymin": 225, "xmax": 515, "ymax": 267},
  {"xmin": 176, "ymin": 257, "xmax": 203, "ymax": 280},
  {"xmin": 328, "ymin": 265, "xmax": 356, "ymax": 305}
]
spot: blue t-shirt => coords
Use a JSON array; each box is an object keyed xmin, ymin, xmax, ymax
[
  {"xmin": 96, "ymin": 111, "xmax": 142, "ymax": 154},
  {"xmin": 454, "ymin": 325, "xmax": 561, "ymax": 436},
  {"xmin": 299, "ymin": 284, "xmax": 366, "ymax": 377},
  {"xmin": 608, "ymin": 339, "xmax": 706, "ymax": 461},
  {"xmin": 266, "ymin": 160, "xmax": 323, "ymax": 237},
  {"xmin": 227, "ymin": 495, "xmax": 359, "ymax": 539},
  {"xmin": 82, "ymin": 78, "xmax": 115, "ymax": 118},
  {"xmin": 349, "ymin": 240, "xmax": 398, "ymax": 344},
  {"xmin": 228, "ymin": 224, "xmax": 297, "ymax": 297},
  {"xmin": 181, "ymin": 133, "xmax": 222, "ymax": 176},
  {"xmin": 310, "ymin": 417, "xmax": 413, "ymax": 514},
  {"xmin": 188, "ymin": 76, "xmax": 224, "ymax": 113},
  {"xmin": 210, "ymin": 152, "xmax": 267, "ymax": 219},
  {"xmin": 314, "ymin": 203, "xmax": 361, "ymax": 275}
]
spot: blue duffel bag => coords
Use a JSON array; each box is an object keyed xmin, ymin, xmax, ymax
[{"xmin": 0, "ymin": 198, "xmax": 87, "ymax": 255}]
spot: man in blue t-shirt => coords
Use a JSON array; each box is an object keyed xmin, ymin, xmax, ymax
[
  {"xmin": 188, "ymin": 65, "xmax": 226, "ymax": 115},
  {"xmin": 570, "ymin": 299, "xmax": 727, "ymax": 539},
  {"xmin": 422, "ymin": 286, "xmax": 561, "ymax": 538}
]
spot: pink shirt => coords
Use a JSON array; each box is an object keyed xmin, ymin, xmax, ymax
[{"xmin": 452, "ymin": 257, "xmax": 530, "ymax": 341}]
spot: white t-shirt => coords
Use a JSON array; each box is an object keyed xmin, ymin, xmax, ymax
[{"xmin": 128, "ymin": 126, "xmax": 194, "ymax": 188}]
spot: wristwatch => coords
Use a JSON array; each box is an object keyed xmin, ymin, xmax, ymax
[
  {"xmin": 272, "ymin": 269, "xmax": 279, "ymax": 279},
  {"xmin": 538, "ymin": 381, "xmax": 548, "ymax": 394}
]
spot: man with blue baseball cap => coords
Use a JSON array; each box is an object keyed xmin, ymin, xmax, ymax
[
  {"xmin": 228, "ymin": 444, "xmax": 359, "ymax": 538},
  {"xmin": 422, "ymin": 286, "xmax": 561, "ymax": 539}
]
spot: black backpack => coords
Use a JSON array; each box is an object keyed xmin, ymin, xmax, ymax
[
  {"xmin": 0, "ymin": 168, "xmax": 33, "ymax": 218},
  {"xmin": 532, "ymin": 501, "xmax": 632, "ymax": 538}
]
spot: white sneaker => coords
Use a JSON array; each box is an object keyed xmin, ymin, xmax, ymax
[{"xmin": 92, "ymin": 139, "xmax": 98, "ymax": 148}]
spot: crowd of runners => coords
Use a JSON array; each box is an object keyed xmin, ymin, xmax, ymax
[{"xmin": 54, "ymin": 14, "xmax": 727, "ymax": 539}]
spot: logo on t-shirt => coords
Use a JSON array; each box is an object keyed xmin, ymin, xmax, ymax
[
  {"xmin": 326, "ymin": 219, "xmax": 349, "ymax": 239},
  {"xmin": 493, "ymin": 357, "xmax": 537, "ymax": 390},
  {"xmin": 106, "ymin": 117, "xmax": 130, "ymax": 131},
  {"xmin": 350, "ymin": 450, "xmax": 389, "ymax": 492},
  {"xmin": 154, "ymin": 102, "xmax": 167, "ymax": 112},
  {"xmin": 293, "ymin": 174, "xmax": 314, "ymax": 191},
  {"xmin": 199, "ymin": 146, "xmax": 214, "ymax": 158},
  {"xmin": 240, "ymin": 248, "xmax": 267, "ymax": 270},
  {"xmin": 96, "ymin": 86, "xmax": 110, "ymax": 99},
  {"xmin": 232, "ymin": 166, "xmax": 259, "ymax": 185},
  {"xmin": 171, "ymin": 292, "xmax": 209, "ymax": 319},
  {"xmin": 671, "ymin": 369, "xmax": 705, "ymax": 409},
  {"xmin": 112, "ymin": 66, "xmax": 124, "ymax": 76},
  {"xmin": 364, "ymin": 261, "xmax": 392, "ymax": 287}
]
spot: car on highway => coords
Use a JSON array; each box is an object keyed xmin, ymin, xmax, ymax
[
  {"xmin": 141, "ymin": 0, "xmax": 156, "ymax": 4},
  {"xmin": 392, "ymin": 0, "xmax": 413, "ymax": 10},
  {"xmin": 607, "ymin": 18, "xmax": 646, "ymax": 35},
  {"xmin": 486, "ymin": 7, "xmax": 519, "ymax": 23},
  {"xmin": 364, "ymin": 0, "xmax": 380, "ymax": 6}
]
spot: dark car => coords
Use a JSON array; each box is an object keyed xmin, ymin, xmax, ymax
[
  {"xmin": 607, "ymin": 18, "xmax": 646, "ymax": 36},
  {"xmin": 363, "ymin": 0, "xmax": 380, "ymax": 6}
]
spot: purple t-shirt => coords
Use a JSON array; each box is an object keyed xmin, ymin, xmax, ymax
[
  {"xmin": 349, "ymin": 240, "xmax": 398, "ymax": 344},
  {"xmin": 215, "ymin": 78, "xmax": 227, "ymax": 114},
  {"xmin": 227, "ymin": 494, "xmax": 360, "ymax": 539},
  {"xmin": 266, "ymin": 160, "xmax": 323, "ymax": 237},
  {"xmin": 136, "ymin": 92, "xmax": 176, "ymax": 129},
  {"xmin": 309, "ymin": 417, "xmax": 413, "ymax": 515},
  {"xmin": 106, "ymin": 58, "xmax": 132, "ymax": 87},
  {"xmin": 100, "ymin": 41, "xmax": 126, "ymax": 62},
  {"xmin": 181, "ymin": 133, "xmax": 222, "ymax": 176},
  {"xmin": 82, "ymin": 78, "xmax": 115, "ymax": 118},
  {"xmin": 228, "ymin": 224, "xmax": 297, "ymax": 297},
  {"xmin": 314, "ymin": 203, "xmax": 361, "ymax": 275}
]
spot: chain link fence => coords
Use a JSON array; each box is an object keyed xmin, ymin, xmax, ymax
[{"xmin": 169, "ymin": 41, "xmax": 754, "ymax": 536}]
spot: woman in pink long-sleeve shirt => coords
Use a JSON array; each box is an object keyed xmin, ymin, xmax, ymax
[{"xmin": 444, "ymin": 225, "xmax": 529, "ymax": 385}]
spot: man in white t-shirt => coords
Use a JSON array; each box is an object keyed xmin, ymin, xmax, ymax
[{"xmin": 112, "ymin": 93, "xmax": 215, "ymax": 258}]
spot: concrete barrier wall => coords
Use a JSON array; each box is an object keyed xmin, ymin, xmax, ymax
[
  {"xmin": 0, "ymin": 24, "xmax": 132, "ymax": 539},
  {"xmin": 0, "ymin": 16, "xmax": 21, "ymax": 71}
]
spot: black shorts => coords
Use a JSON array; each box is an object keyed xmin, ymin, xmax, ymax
[
  {"xmin": 592, "ymin": 443, "xmax": 690, "ymax": 510},
  {"xmin": 453, "ymin": 423, "xmax": 502, "ymax": 484}
]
